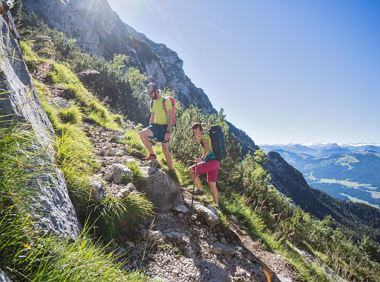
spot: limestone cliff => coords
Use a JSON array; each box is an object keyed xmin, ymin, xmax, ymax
[{"xmin": 0, "ymin": 11, "xmax": 79, "ymax": 237}]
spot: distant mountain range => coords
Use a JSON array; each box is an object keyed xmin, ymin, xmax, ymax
[{"xmin": 261, "ymin": 143, "xmax": 380, "ymax": 208}]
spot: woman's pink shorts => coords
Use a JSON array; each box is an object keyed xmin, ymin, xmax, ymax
[{"xmin": 191, "ymin": 160, "xmax": 220, "ymax": 182}]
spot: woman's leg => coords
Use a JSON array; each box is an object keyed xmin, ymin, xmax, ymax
[{"xmin": 208, "ymin": 181, "xmax": 219, "ymax": 207}]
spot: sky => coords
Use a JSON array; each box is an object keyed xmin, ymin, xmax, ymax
[{"xmin": 107, "ymin": 0, "xmax": 380, "ymax": 145}]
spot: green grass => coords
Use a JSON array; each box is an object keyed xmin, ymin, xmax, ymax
[
  {"xmin": 123, "ymin": 129, "xmax": 147, "ymax": 157},
  {"xmin": 55, "ymin": 124, "xmax": 100, "ymax": 220},
  {"xmin": 19, "ymin": 41, "xmax": 45, "ymax": 71},
  {"xmin": 0, "ymin": 213, "xmax": 149, "ymax": 281},
  {"xmin": 48, "ymin": 63, "xmax": 121, "ymax": 130},
  {"xmin": 90, "ymin": 192, "xmax": 154, "ymax": 241},
  {"xmin": 125, "ymin": 161, "xmax": 146, "ymax": 186},
  {"xmin": 58, "ymin": 105, "xmax": 83, "ymax": 125},
  {"xmin": 220, "ymin": 193, "xmax": 330, "ymax": 282},
  {"xmin": 0, "ymin": 124, "xmax": 150, "ymax": 281}
]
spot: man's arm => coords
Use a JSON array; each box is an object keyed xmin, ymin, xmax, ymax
[
  {"xmin": 149, "ymin": 113, "xmax": 154, "ymax": 125},
  {"xmin": 165, "ymin": 99, "xmax": 173, "ymax": 132}
]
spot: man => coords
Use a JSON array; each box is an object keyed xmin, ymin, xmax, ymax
[
  {"xmin": 188, "ymin": 123, "xmax": 220, "ymax": 208},
  {"xmin": 139, "ymin": 83, "xmax": 174, "ymax": 170}
]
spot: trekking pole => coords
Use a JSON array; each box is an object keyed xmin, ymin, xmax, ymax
[{"xmin": 191, "ymin": 163, "xmax": 198, "ymax": 210}]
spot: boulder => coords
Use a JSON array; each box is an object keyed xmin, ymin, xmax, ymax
[
  {"xmin": 116, "ymin": 182, "xmax": 136, "ymax": 198},
  {"xmin": 194, "ymin": 204, "xmax": 219, "ymax": 228},
  {"xmin": 209, "ymin": 242, "xmax": 236, "ymax": 256},
  {"xmin": 204, "ymin": 261, "xmax": 230, "ymax": 282},
  {"xmin": 173, "ymin": 202, "xmax": 189, "ymax": 214},
  {"xmin": 111, "ymin": 164, "xmax": 132, "ymax": 184},
  {"xmin": 139, "ymin": 167, "xmax": 183, "ymax": 212},
  {"xmin": 89, "ymin": 176, "xmax": 105, "ymax": 201}
]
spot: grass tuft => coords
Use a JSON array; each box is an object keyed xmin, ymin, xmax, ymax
[
  {"xmin": 58, "ymin": 105, "xmax": 83, "ymax": 125},
  {"xmin": 123, "ymin": 129, "xmax": 147, "ymax": 157},
  {"xmin": 91, "ymin": 193, "xmax": 154, "ymax": 241}
]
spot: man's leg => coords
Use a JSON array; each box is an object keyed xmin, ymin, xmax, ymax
[
  {"xmin": 208, "ymin": 182, "xmax": 219, "ymax": 207},
  {"xmin": 162, "ymin": 142, "xmax": 174, "ymax": 170},
  {"xmin": 139, "ymin": 127, "xmax": 155, "ymax": 155},
  {"xmin": 188, "ymin": 165, "xmax": 203, "ymax": 191}
]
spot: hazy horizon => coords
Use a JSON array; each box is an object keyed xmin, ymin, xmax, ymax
[{"xmin": 108, "ymin": 0, "xmax": 380, "ymax": 145}]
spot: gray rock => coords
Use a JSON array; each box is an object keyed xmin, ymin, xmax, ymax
[
  {"xmin": 0, "ymin": 268, "xmax": 12, "ymax": 282},
  {"xmin": 103, "ymin": 168, "xmax": 113, "ymax": 182},
  {"xmin": 148, "ymin": 230, "xmax": 165, "ymax": 242},
  {"xmin": 209, "ymin": 242, "xmax": 236, "ymax": 256},
  {"xmin": 0, "ymin": 14, "xmax": 79, "ymax": 238},
  {"xmin": 124, "ymin": 182, "xmax": 136, "ymax": 193},
  {"xmin": 140, "ymin": 167, "xmax": 184, "ymax": 212},
  {"xmin": 115, "ymin": 149, "xmax": 124, "ymax": 157},
  {"xmin": 49, "ymin": 96, "xmax": 70, "ymax": 108},
  {"xmin": 89, "ymin": 176, "xmax": 105, "ymax": 201},
  {"xmin": 173, "ymin": 202, "xmax": 189, "ymax": 214},
  {"xmin": 112, "ymin": 164, "xmax": 132, "ymax": 184},
  {"xmin": 194, "ymin": 204, "xmax": 219, "ymax": 228},
  {"xmin": 204, "ymin": 261, "xmax": 230, "ymax": 282}
]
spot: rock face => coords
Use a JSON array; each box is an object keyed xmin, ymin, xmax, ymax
[
  {"xmin": 0, "ymin": 268, "xmax": 12, "ymax": 282},
  {"xmin": 23, "ymin": 0, "xmax": 214, "ymax": 114},
  {"xmin": 0, "ymin": 14, "xmax": 79, "ymax": 237},
  {"xmin": 22, "ymin": 0, "xmax": 257, "ymax": 153}
]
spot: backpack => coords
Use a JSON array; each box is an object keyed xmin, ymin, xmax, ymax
[
  {"xmin": 208, "ymin": 125, "xmax": 227, "ymax": 161},
  {"xmin": 150, "ymin": 96, "xmax": 176, "ymax": 126}
]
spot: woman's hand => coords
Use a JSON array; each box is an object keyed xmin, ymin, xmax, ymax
[{"xmin": 195, "ymin": 157, "xmax": 203, "ymax": 163}]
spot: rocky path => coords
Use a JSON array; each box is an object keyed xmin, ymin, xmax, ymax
[
  {"xmin": 35, "ymin": 68, "xmax": 300, "ymax": 281},
  {"xmin": 83, "ymin": 123, "xmax": 300, "ymax": 282}
]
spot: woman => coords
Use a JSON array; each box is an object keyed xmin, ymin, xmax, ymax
[{"xmin": 188, "ymin": 123, "xmax": 220, "ymax": 208}]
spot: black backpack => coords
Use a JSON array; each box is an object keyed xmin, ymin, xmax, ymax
[{"xmin": 209, "ymin": 125, "xmax": 226, "ymax": 161}]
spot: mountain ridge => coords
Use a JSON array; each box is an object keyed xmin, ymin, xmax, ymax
[{"xmin": 23, "ymin": 0, "xmax": 257, "ymax": 153}]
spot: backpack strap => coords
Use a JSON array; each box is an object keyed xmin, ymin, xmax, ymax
[
  {"xmin": 162, "ymin": 97, "xmax": 167, "ymax": 112},
  {"xmin": 150, "ymin": 100, "xmax": 154, "ymax": 111}
]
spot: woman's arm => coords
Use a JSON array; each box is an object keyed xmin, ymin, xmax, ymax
[{"xmin": 201, "ymin": 138, "xmax": 210, "ymax": 160}]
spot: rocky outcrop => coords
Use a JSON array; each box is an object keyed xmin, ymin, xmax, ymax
[
  {"xmin": 0, "ymin": 14, "xmax": 79, "ymax": 237},
  {"xmin": 140, "ymin": 166, "xmax": 184, "ymax": 212}
]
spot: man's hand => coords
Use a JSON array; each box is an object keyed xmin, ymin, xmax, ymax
[{"xmin": 164, "ymin": 132, "xmax": 170, "ymax": 142}]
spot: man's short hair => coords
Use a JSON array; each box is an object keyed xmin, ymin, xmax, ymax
[{"xmin": 145, "ymin": 82, "xmax": 159, "ymax": 93}]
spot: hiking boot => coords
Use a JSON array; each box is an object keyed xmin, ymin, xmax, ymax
[
  {"xmin": 142, "ymin": 154, "xmax": 157, "ymax": 161},
  {"xmin": 193, "ymin": 189, "xmax": 204, "ymax": 196}
]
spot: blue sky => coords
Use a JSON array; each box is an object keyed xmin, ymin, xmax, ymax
[{"xmin": 108, "ymin": 0, "xmax": 380, "ymax": 144}]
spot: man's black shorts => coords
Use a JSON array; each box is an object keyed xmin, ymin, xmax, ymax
[{"xmin": 148, "ymin": 124, "xmax": 168, "ymax": 143}]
